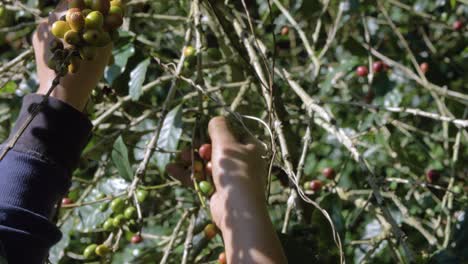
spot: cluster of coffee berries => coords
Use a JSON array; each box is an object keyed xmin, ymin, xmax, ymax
[
  {"xmin": 303, "ymin": 167, "xmax": 336, "ymax": 193},
  {"xmin": 48, "ymin": 0, "xmax": 125, "ymax": 75},
  {"xmin": 356, "ymin": 61, "xmax": 390, "ymax": 77},
  {"xmin": 196, "ymin": 144, "xmax": 215, "ymax": 196},
  {"xmin": 82, "ymin": 190, "xmax": 147, "ymax": 259}
]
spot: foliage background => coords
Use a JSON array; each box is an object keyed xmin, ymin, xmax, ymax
[{"xmin": 0, "ymin": 0, "xmax": 467, "ymax": 263}]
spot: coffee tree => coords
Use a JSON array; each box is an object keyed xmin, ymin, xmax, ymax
[{"xmin": 0, "ymin": 0, "xmax": 467, "ymax": 263}]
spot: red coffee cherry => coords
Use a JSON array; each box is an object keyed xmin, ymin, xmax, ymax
[
  {"xmin": 322, "ymin": 167, "xmax": 336, "ymax": 180},
  {"xmin": 356, "ymin": 66, "xmax": 368, "ymax": 77},
  {"xmin": 420, "ymin": 62, "xmax": 429, "ymax": 74},
  {"xmin": 205, "ymin": 161, "xmax": 213, "ymax": 175},
  {"xmin": 199, "ymin": 144, "xmax": 212, "ymax": 161},
  {"xmin": 426, "ymin": 169, "xmax": 440, "ymax": 184},
  {"xmin": 309, "ymin": 180, "xmax": 323, "ymax": 192},
  {"xmin": 218, "ymin": 252, "xmax": 227, "ymax": 264},
  {"xmin": 453, "ymin": 20, "xmax": 463, "ymax": 31},
  {"xmin": 62, "ymin": 197, "xmax": 73, "ymax": 205},
  {"xmin": 131, "ymin": 234, "xmax": 143, "ymax": 244},
  {"xmin": 372, "ymin": 61, "xmax": 384, "ymax": 73}
]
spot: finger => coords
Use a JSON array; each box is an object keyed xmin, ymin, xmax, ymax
[
  {"xmin": 208, "ymin": 116, "xmax": 238, "ymax": 146},
  {"xmin": 244, "ymin": 136, "xmax": 268, "ymax": 156}
]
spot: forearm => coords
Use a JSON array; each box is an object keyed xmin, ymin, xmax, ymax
[
  {"xmin": 217, "ymin": 193, "xmax": 288, "ymax": 264},
  {"xmin": 0, "ymin": 94, "xmax": 92, "ymax": 263}
]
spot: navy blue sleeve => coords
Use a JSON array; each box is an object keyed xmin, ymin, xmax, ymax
[{"xmin": 0, "ymin": 94, "xmax": 92, "ymax": 263}]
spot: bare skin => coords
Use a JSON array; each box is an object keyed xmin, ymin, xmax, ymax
[
  {"xmin": 168, "ymin": 117, "xmax": 287, "ymax": 264},
  {"xmin": 33, "ymin": 2, "xmax": 287, "ymax": 263},
  {"xmin": 33, "ymin": 0, "xmax": 111, "ymax": 111}
]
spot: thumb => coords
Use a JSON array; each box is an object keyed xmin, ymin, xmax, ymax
[{"xmin": 208, "ymin": 116, "xmax": 239, "ymax": 146}]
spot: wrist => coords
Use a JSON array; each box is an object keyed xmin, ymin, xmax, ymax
[{"xmin": 38, "ymin": 80, "xmax": 92, "ymax": 112}]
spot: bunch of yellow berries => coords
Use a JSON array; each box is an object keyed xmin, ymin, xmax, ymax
[{"xmin": 48, "ymin": 0, "xmax": 125, "ymax": 75}]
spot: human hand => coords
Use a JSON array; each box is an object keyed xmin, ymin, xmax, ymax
[
  {"xmin": 168, "ymin": 117, "xmax": 287, "ymax": 263},
  {"xmin": 207, "ymin": 116, "xmax": 268, "ymax": 229},
  {"xmin": 32, "ymin": 0, "xmax": 112, "ymax": 111}
]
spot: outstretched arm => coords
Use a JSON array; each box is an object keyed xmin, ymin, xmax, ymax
[
  {"xmin": 0, "ymin": 1, "xmax": 109, "ymax": 262},
  {"xmin": 208, "ymin": 117, "xmax": 287, "ymax": 264}
]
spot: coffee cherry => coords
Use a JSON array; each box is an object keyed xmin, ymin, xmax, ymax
[
  {"xmin": 131, "ymin": 234, "xmax": 143, "ymax": 244},
  {"xmin": 426, "ymin": 169, "xmax": 440, "ymax": 184},
  {"xmin": 199, "ymin": 181, "xmax": 214, "ymax": 196},
  {"xmin": 64, "ymin": 30, "xmax": 81, "ymax": 45},
  {"xmin": 109, "ymin": 5, "xmax": 123, "ymax": 16},
  {"xmin": 104, "ymin": 14, "xmax": 123, "ymax": 31},
  {"xmin": 66, "ymin": 8, "xmax": 81, "ymax": 23},
  {"xmin": 280, "ymin": 26, "xmax": 289, "ymax": 36},
  {"xmin": 90, "ymin": 0, "xmax": 110, "ymax": 15},
  {"xmin": 372, "ymin": 61, "xmax": 384, "ymax": 73},
  {"xmin": 51, "ymin": 21, "xmax": 71, "ymax": 38},
  {"xmin": 308, "ymin": 180, "xmax": 322, "ymax": 192},
  {"xmin": 356, "ymin": 66, "xmax": 368, "ymax": 77},
  {"xmin": 83, "ymin": 30, "xmax": 100, "ymax": 45},
  {"xmin": 193, "ymin": 161, "xmax": 203, "ymax": 172},
  {"xmin": 62, "ymin": 197, "xmax": 73, "ymax": 205},
  {"xmin": 218, "ymin": 252, "xmax": 227, "ymax": 264},
  {"xmin": 79, "ymin": 46, "xmax": 97, "ymax": 60},
  {"xmin": 110, "ymin": 197, "xmax": 125, "ymax": 213},
  {"xmin": 184, "ymin": 46, "xmax": 196, "ymax": 57},
  {"xmin": 136, "ymin": 189, "xmax": 149, "ymax": 203},
  {"xmin": 67, "ymin": 12, "xmax": 85, "ymax": 31},
  {"xmin": 205, "ymin": 161, "xmax": 213, "ymax": 175},
  {"xmin": 112, "ymin": 214, "xmax": 126, "ymax": 228},
  {"xmin": 83, "ymin": 244, "xmax": 97, "ymax": 259},
  {"xmin": 110, "ymin": 0, "xmax": 123, "ymax": 8},
  {"xmin": 124, "ymin": 206, "xmax": 137, "ymax": 219},
  {"xmin": 85, "ymin": 11, "xmax": 104, "ymax": 29},
  {"xmin": 68, "ymin": 56, "xmax": 81, "ymax": 74},
  {"xmin": 199, "ymin": 144, "xmax": 212, "ymax": 161},
  {"xmin": 453, "ymin": 20, "xmax": 463, "ymax": 31},
  {"xmin": 364, "ymin": 90, "xmax": 375, "ymax": 104},
  {"xmin": 420, "ymin": 62, "xmax": 429, "ymax": 74},
  {"xmin": 322, "ymin": 167, "xmax": 336, "ymax": 180},
  {"xmin": 68, "ymin": 0, "xmax": 85, "ymax": 9},
  {"xmin": 103, "ymin": 218, "xmax": 114, "ymax": 231},
  {"xmin": 95, "ymin": 244, "xmax": 110, "ymax": 256},
  {"xmin": 203, "ymin": 223, "xmax": 217, "ymax": 239}
]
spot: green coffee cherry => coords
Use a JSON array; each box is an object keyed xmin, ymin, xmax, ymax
[
  {"xmin": 124, "ymin": 206, "xmax": 137, "ymax": 219},
  {"xmin": 110, "ymin": 197, "xmax": 125, "ymax": 213},
  {"xmin": 199, "ymin": 181, "xmax": 214, "ymax": 196},
  {"xmin": 136, "ymin": 190, "xmax": 148, "ymax": 203},
  {"xmin": 112, "ymin": 214, "xmax": 126, "ymax": 228},
  {"xmin": 103, "ymin": 218, "xmax": 114, "ymax": 231},
  {"xmin": 83, "ymin": 244, "xmax": 97, "ymax": 259}
]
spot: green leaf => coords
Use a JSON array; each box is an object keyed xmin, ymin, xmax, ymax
[
  {"xmin": 49, "ymin": 217, "xmax": 74, "ymax": 263},
  {"xmin": 154, "ymin": 105, "xmax": 183, "ymax": 173},
  {"xmin": 0, "ymin": 81, "xmax": 17, "ymax": 94},
  {"xmin": 129, "ymin": 58, "xmax": 151, "ymax": 101},
  {"xmin": 105, "ymin": 42, "xmax": 135, "ymax": 84},
  {"xmin": 112, "ymin": 136, "xmax": 133, "ymax": 181}
]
